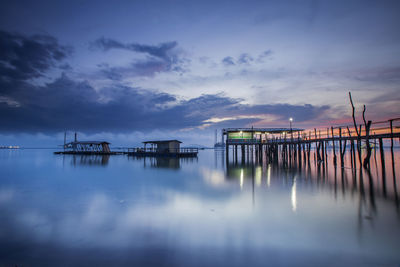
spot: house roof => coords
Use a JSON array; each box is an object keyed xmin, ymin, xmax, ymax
[{"xmin": 143, "ymin": 140, "xmax": 182, "ymax": 144}]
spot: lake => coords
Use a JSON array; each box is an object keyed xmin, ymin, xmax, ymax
[{"xmin": 0, "ymin": 148, "xmax": 399, "ymax": 266}]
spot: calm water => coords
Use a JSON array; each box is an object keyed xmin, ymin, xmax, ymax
[{"xmin": 0, "ymin": 148, "xmax": 399, "ymax": 266}]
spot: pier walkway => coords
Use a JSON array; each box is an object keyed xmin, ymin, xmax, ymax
[{"xmin": 224, "ymin": 117, "xmax": 400, "ymax": 169}]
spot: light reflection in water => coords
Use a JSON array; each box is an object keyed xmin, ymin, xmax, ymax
[
  {"xmin": 255, "ymin": 166, "xmax": 262, "ymax": 187},
  {"xmin": 240, "ymin": 169, "xmax": 244, "ymax": 189},
  {"xmin": 291, "ymin": 176, "xmax": 297, "ymax": 212},
  {"xmin": 0, "ymin": 148, "xmax": 399, "ymax": 266}
]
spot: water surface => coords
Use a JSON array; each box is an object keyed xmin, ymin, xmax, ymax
[{"xmin": 0, "ymin": 149, "xmax": 399, "ymax": 266}]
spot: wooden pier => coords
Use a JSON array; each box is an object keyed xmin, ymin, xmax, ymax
[{"xmin": 223, "ymin": 117, "xmax": 400, "ymax": 171}]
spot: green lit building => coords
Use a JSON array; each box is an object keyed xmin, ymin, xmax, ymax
[{"xmin": 223, "ymin": 127, "xmax": 304, "ymax": 145}]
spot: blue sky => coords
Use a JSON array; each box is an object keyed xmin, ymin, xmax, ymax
[{"xmin": 0, "ymin": 0, "xmax": 399, "ymax": 147}]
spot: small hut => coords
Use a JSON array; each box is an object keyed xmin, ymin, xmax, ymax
[
  {"xmin": 143, "ymin": 140, "xmax": 182, "ymax": 153},
  {"xmin": 127, "ymin": 140, "xmax": 198, "ymax": 157}
]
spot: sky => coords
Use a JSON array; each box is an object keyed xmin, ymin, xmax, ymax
[{"xmin": 0, "ymin": 0, "xmax": 399, "ymax": 147}]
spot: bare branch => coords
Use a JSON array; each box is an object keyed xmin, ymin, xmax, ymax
[
  {"xmin": 362, "ymin": 104, "xmax": 367, "ymax": 126},
  {"xmin": 349, "ymin": 92, "xmax": 360, "ymax": 137}
]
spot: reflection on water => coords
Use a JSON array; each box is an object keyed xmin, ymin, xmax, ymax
[
  {"xmin": 0, "ymin": 148, "xmax": 399, "ymax": 266},
  {"xmin": 128, "ymin": 156, "xmax": 198, "ymax": 169},
  {"xmin": 67, "ymin": 154, "xmax": 110, "ymax": 166},
  {"xmin": 222, "ymin": 148, "xmax": 400, "ymax": 216}
]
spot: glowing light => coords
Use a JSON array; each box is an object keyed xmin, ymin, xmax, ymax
[
  {"xmin": 201, "ymin": 168, "xmax": 225, "ymax": 187},
  {"xmin": 291, "ymin": 177, "xmax": 297, "ymax": 212},
  {"xmin": 256, "ymin": 166, "xmax": 262, "ymax": 187},
  {"xmin": 240, "ymin": 169, "xmax": 244, "ymax": 189},
  {"xmin": 267, "ymin": 164, "xmax": 271, "ymax": 187},
  {"xmin": 289, "ymin": 117, "xmax": 293, "ymax": 122}
]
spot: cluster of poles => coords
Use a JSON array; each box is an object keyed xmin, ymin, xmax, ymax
[
  {"xmin": 227, "ymin": 93, "xmax": 399, "ymax": 174},
  {"xmin": 227, "ymin": 117, "xmax": 399, "ymax": 170}
]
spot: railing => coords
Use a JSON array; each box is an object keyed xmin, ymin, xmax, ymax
[
  {"xmin": 225, "ymin": 117, "xmax": 400, "ymax": 144},
  {"xmin": 301, "ymin": 117, "xmax": 400, "ymax": 141},
  {"xmin": 127, "ymin": 147, "xmax": 199, "ymax": 153}
]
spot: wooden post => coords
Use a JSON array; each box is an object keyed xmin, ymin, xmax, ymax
[
  {"xmin": 234, "ymin": 145, "xmax": 238, "ymax": 163},
  {"xmin": 379, "ymin": 138, "xmax": 387, "ymax": 196},
  {"xmin": 225, "ymin": 142, "xmax": 229, "ymax": 163},
  {"xmin": 331, "ymin": 127, "xmax": 337, "ymax": 165},
  {"xmin": 325, "ymin": 128, "xmax": 329, "ymax": 160},
  {"xmin": 339, "ymin": 127, "xmax": 343, "ymax": 166},
  {"xmin": 241, "ymin": 144, "xmax": 245, "ymax": 163},
  {"xmin": 389, "ymin": 120, "xmax": 397, "ymax": 192},
  {"xmin": 348, "ymin": 92, "xmax": 362, "ymax": 166},
  {"xmin": 362, "ymin": 105, "xmax": 372, "ymax": 168},
  {"xmin": 356, "ymin": 125, "xmax": 362, "ymax": 165},
  {"xmin": 352, "ymin": 139, "xmax": 356, "ymax": 168},
  {"xmin": 314, "ymin": 128, "xmax": 321, "ymax": 161},
  {"xmin": 389, "ymin": 120, "xmax": 394, "ymax": 151},
  {"xmin": 347, "ymin": 126, "xmax": 354, "ymax": 169}
]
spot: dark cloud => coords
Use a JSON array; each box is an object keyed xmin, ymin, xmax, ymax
[
  {"xmin": 0, "ymin": 30, "xmax": 71, "ymax": 83},
  {"xmin": 0, "ymin": 31, "xmax": 328, "ymax": 133},
  {"xmin": 238, "ymin": 53, "xmax": 254, "ymax": 64},
  {"xmin": 222, "ymin": 56, "xmax": 235, "ymax": 66},
  {"xmin": 0, "ymin": 74, "xmax": 176, "ymax": 132},
  {"xmin": 59, "ymin": 63, "xmax": 73, "ymax": 71},
  {"xmin": 223, "ymin": 50, "xmax": 272, "ymax": 66},
  {"xmin": 0, "ymin": 72, "xmax": 330, "ymax": 133},
  {"xmin": 257, "ymin": 50, "xmax": 273, "ymax": 62},
  {"xmin": 97, "ymin": 57, "xmax": 188, "ymax": 79},
  {"xmin": 93, "ymin": 37, "xmax": 188, "ymax": 77},
  {"xmin": 93, "ymin": 37, "xmax": 177, "ymax": 62},
  {"xmin": 97, "ymin": 63, "xmax": 123, "ymax": 81}
]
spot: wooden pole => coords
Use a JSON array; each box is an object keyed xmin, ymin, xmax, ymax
[
  {"xmin": 315, "ymin": 128, "xmax": 321, "ymax": 161},
  {"xmin": 325, "ymin": 128, "xmax": 329, "ymax": 160},
  {"xmin": 339, "ymin": 127, "xmax": 343, "ymax": 166},
  {"xmin": 241, "ymin": 144, "xmax": 245, "ymax": 163},
  {"xmin": 234, "ymin": 145, "xmax": 238, "ymax": 163},
  {"xmin": 362, "ymin": 105, "xmax": 372, "ymax": 168},
  {"xmin": 389, "ymin": 120, "xmax": 397, "ymax": 193},
  {"xmin": 347, "ymin": 127, "xmax": 354, "ymax": 169},
  {"xmin": 378, "ymin": 138, "xmax": 387, "ymax": 196},
  {"xmin": 357, "ymin": 125, "xmax": 362, "ymax": 165},
  {"xmin": 331, "ymin": 127, "xmax": 337, "ymax": 165},
  {"xmin": 348, "ymin": 92, "xmax": 362, "ymax": 166}
]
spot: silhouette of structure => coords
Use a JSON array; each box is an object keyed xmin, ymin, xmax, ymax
[
  {"xmin": 54, "ymin": 132, "xmax": 116, "ymax": 155},
  {"xmin": 127, "ymin": 140, "xmax": 198, "ymax": 157}
]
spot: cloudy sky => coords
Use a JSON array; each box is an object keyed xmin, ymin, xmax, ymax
[{"xmin": 0, "ymin": 0, "xmax": 399, "ymax": 146}]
